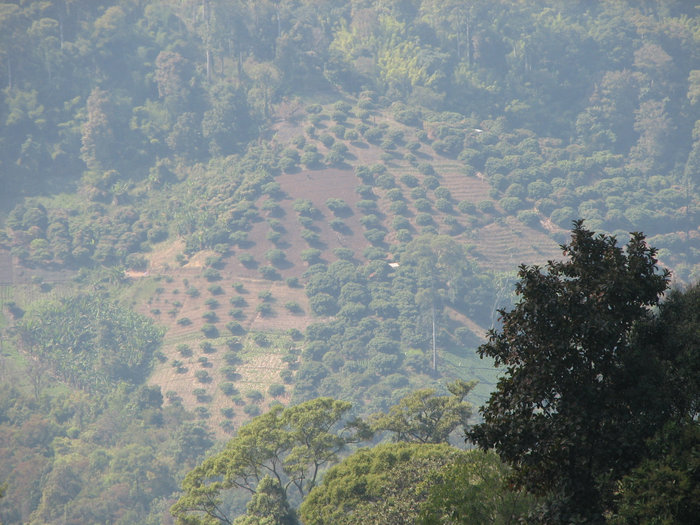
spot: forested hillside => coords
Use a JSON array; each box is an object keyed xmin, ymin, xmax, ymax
[{"xmin": 0, "ymin": 1, "xmax": 698, "ymax": 523}]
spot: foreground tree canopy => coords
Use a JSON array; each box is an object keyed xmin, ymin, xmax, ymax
[
  {"xmin": 469, "ymin": 221, "xmax": 675, "ymax": 522},
  {"xmin": 611, "ymin": 282, "xmax": 700, "ymax": 524},
  {"xmin": 300, "ymin": 443, "xmax": 536, "ymax": 525},
  {"xmin": 369, "ymin": 379, "xmax": 475, "ymax": 444},
  {"xmin": 170, "ymin": 398, "xmax": 371, "ymax": 524}
]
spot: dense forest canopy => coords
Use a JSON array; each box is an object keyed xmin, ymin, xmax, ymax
[
  {"xmin": 0, "ymin": 0, "xmax": 698, "ymax": 523},
  {"xmin": 1, "ymin": 0, "xmax": 698, "ymax": 274}
]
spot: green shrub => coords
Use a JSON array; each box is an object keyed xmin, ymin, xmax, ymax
[
  {"xmin": 331, "ymin": 124, "xmax": 346, "ymax": 138},
  {"xmin": 310, "ymin": 293, "xmax": 338, "ymax": 316},
  {"xmin": 246, "ymin": 389, "xmax": 264, "ymax": 403},
  {"xmin": 364, "ymin": 229, "xmax": 386, "ymax": 244},
  {"xmin": 400, "ymin": 174, "xmax": 419, "ymax": 187},
  {"xmin": 390, "ymin": 201, "xmax": 409, "ymax": 215},
  {"xmin": 207, "ymin": 284, "xmax": 224, "ymax": 295},
  {"xmin": 223, "ymin": 351, "xmax": 239, "ymax": 365},
  {"xmin": 195, "ymin": 370, "xmax": 211, "ymax": 383},
  {"xmin": 265, "ymin": 248, "xmax": 286, "ymax": 266},
  {"xmin": 330, "ymin": 218, "xmax": 348, "ymax": 232},
  {"xmin": 415, "ymin": 213, "xmax": 433, "ymax": 226},
  {"xmin": 202, "ymin": 311, "xmax": 218, "ymax": 322},
  {"xmin": 256, "ymin": 303, "xmax": 273, "ymax": 316},
  {"xmin": 376, "ymin": 173, "xmax": 395, "ymax": 189},
  {"xmin": 326, "ymin": 198, "xmax": 350, "ymax": 215},
  {"xmin": 364, "ymin": 127, "xmax": 383, "ymax": 143},
  {"xmin": 238, "ymin": 253, "xmax": 256, "ymax": 268},
  {"xmin": 363, "ymin": 247, "xmax": 386, "ymax": 260},
  {"xmin": 360, "ymin": 214, "xmax": 381, "ymax": 229},
  {"xmin": 220, "ymin": 382, "xmax": 238, "ymax": 396},
  {"xmin": 417, "ymin": 162, "xmax": 434, "ymax": 175},
  {"xmin": 356, "ymin": 185, "xmax": 375, "ymax": 198},
  {"xmin": 201, "ymin": 324, "xmax": 218, "ymax": 338},
  {"xmin": 174, "ymin": 344, "xmax": 190, "ymax": 357},
  {"xmin": 517, "ymin": 210, "xmax": 540, "ymax": 227},
  {"xmin": 194, "ymin": 407, "xmax": 210, "ymax": 419},
  {"xmin": 200, "ymin": 341, "xmax": 215, "ymax": 353},
  {"xmin": 300, "ymin": 229, "xmax": 320, "ymax": 244},
  {"xmin": 260, "ymin": 265, "xmax": 280, "ymax": 280},
  {"xmin": 414, "ymin": 198, "xmax": 432, "ymax": 212},
  {"xmin": 319, "ymin": 133, "xmax": 335, "ymax": 147},
  {"xmin": 269, "ymin": 384, "xmax": 286, "ymax": 397},
  {"xmin": 230, "ymin": 295, "xmax": 247, "ymax": 307},
  {"xmin": 251, "ymin": 332, "xmax": 269, "ymax": 346},
  {"xmin": 550, "ymin": 207, "xmax": 576, "ymax": 228},
  {"xmin": 395, "ymin": 229, "xmax": 412, "ymax": 242},
  {"xmin": 477, "ymin": 200, "xmax": 496, "ymax": 213},
  {"xmin": 356, "ymin": 200, "xmax": 378, "ymax": 213},
  {"xmin": 457, "ymin": 201, "xmax": 476, "ymax": 214},
  {"xmin": 499, "ymin": 197, "xmax": 523, "ymax": 214},
  {"xmin": 284, "ymin": 301, "xmax": 302, "ymax": 313},
  {"xmin": 224, "ymin": 337, "xmax": 241, "ymax": 350},
  {"xmin": 386, "ymin": 188, "xmax": 403, "ymax": 201},
  {"xmin": 202, "ymin": 268, "xmax": 221, "ymax": 281},
  {"xmin": 410, "ymin": 187, "xmax": 427, "ymax": 199},
  {"xmin": 334, "ymin": 247, "xmax": 354, "ymax": 260},
  {"xmin": 277, "ymin": 157, "xmax": 297, "ymax": 173},
  {"xmin": 301, "ymin": 150, "xmax": 322, "ymax": 167},
  {"xmin": 226, "ymin": 321, "xmax": 243, "ymax": 334},
  {"xmin": 435, "ymin": 198, "xmax": 452, "ymax": 212},
  {"xmin": 243, "ymin": 404, "xmax": 261, "ymax": 416},
  {"xmin": 193, "ymin": 388, "xmax": 208, "ymax": 402},
  {"xmin": 434, "ymin": 187, "xmax": 452, "ymax": 200},
  {"xmin": 221, "ymin": 366, "xmax": 237, "ymax": 380},
  {"xmin": 423, "ymin": 175, "xmax": 440, "ymax": 189},
  {"xmin": 392, "ymin": 217, "xmax": 411, "ymax": 230},
  {"xmin": 331, "ymin": 110, "xmax": 347, "ymax": 123},
  {"xmin": 301, "ymin": 248, "xmax": 323, "ymax": 263},
  {"xmin": 325, "ymin": 150, "xmax": 345, "ymax": 166}
]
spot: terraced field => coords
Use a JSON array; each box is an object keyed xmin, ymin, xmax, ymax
[{"xmin": 136, "ymin": 102, "xmax": 573, "ymax": 429}]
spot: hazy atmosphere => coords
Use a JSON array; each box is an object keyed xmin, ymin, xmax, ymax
[{"xmin": 0, "ymin": 1, "xmax": 698, "ymax": 523}]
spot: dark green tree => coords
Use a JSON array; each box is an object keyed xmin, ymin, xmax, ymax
[
  {"xmin": 610, "ymin": 282, "xmax": 700, "ymax": 524},
  {"xmin": 468, "ymin": 221, "xmax": 670, "ymax": 523},
  {"xmin": 610, "ymin": 420, "xmax": 700, "ymax": 525}
]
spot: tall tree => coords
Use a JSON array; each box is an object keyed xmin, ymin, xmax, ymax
[
  {"xmin": 369, "ymin": 380, "xmax": 475, "ymax": 444},
  {"xmin": 468, "ymin": 221, "xmax": 670, "ymax": 523},
  {"xmin": 171, "ymin": 398, "xmax": 371, "ymax": 524}
]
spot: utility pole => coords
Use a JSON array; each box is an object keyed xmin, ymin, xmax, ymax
[{"xmin": 432, "ymin": 304, "xmax": 437, "ymax": 372}]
